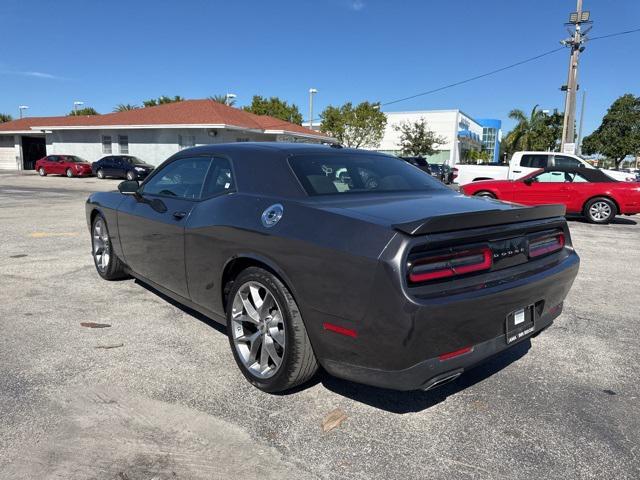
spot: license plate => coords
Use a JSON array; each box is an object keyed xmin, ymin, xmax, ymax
[{"xmin": 506, "ymin": 307, "xmax": 535, "ymax": 344}]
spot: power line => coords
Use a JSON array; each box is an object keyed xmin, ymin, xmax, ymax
[
  {"xmin": 588, "ymin": 27, "xmax": 640, "ymax": 41},
  {"xmin": 381, "ymin": 47, "xmax": 565, "ymax": 107}
]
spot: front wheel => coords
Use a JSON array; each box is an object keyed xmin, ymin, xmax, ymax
[
  {"xmin": 226, "ymin": 267, "xmax": 318, "ymax": 392},
  {"xmin": 66, "ymin": 168, "xmax": 74, "ymax": 178},
  {"xmin": 584, "ymin": 197, "xmax": 617, "ymax": 224},
  {"xmin": 91, "ymin": 214, "xmax": 128, "ymax": 280},
  {"xmin": 126, "ymin": 170, "xmax": 136, "ymax": 181},
  {"xmin": 38, "ymin": 167, "xmax": 47, "ymax": 176},
  {"xmin": 474, "ymin": 191, "xmax": 496, "ymax": 199}
]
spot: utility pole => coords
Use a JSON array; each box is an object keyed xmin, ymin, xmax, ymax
[
  {"xmin": 308, "ymin": 88, "xmax": 318, "ymax": 130},
  {"xmin": 560, "ymin": 0, "xmax": 591, "ymax": 153},
  {"xmin": 576, "ymin": 90, "xmax": 587, "ymax": 155}
]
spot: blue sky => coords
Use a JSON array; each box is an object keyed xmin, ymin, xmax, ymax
[{"xmin": 1, "ymin": 0, "xmax": 638, "ymax": 135}]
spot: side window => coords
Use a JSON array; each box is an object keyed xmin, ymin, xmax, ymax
[
  {"xmin": 142, "ymin": 157, "xmax": 211, "ymax": 200},
  {"xmin": 572, "ymin": 172, "xmax": 590, "ymax": 183},
  {"xmin": 554, "ymin": 155, "xmax": 581, "ymax": 169},
  {"xmin": 48, "ymin": 156, "xmax": 59, "ymax": 162},
  {"xmin": 520, "ymin": 154, "xmax": 549, "ymax": 169},
  {"xmin": 202, "ymin": 157, "xmax": 234, "ymax": 198},
  {"xmin": 102, "ymin": 136, "xmax": 112, "ymax": 154},
  {"xmin": 535, "ymin": 170, "xmax": 571, "ymax": 183}
]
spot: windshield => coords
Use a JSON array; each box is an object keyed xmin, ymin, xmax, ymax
[
  {"xmin": 289, "ymin": 153, "xmax": 446, "ymax": 196},
  {"xmin": 63, "ymin": 156, "xmax": 87, "ymax": 163}
]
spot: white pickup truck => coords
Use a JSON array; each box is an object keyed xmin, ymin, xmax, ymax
[{"xmin": 454, "ymin": 151, "xmax": 636, "ymax": 185}]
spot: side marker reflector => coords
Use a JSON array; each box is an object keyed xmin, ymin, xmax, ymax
[
  {"xmin": 438, "ymin": 346, "xmax": 473, "ymax": 361},
  {"xmin": 323, "ymin": 322, "xmax": 357, "ymax": 338}
]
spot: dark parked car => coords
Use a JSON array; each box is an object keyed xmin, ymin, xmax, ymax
[
  {"xmin": 35, "ymin": 155, "xmax": 92, "ymax": 177},
  {"xmin": 400, "ymin": 156, "xmax": 431, "ymax": 175},
  {"xmin": 428, "ymin": 163, "xmax": 455, "ymax": 184},
  {"xmin": 86, "ymin": 143, "xmax": 579, "ymax": 393},
  {"xmin": 92, "ymin": 155, "xmax": 155, "ymax": 180}
]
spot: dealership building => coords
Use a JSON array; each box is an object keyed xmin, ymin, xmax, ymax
[{"xmin": 0, "ymin": 99, "xmax": 334, "ymax": 170}]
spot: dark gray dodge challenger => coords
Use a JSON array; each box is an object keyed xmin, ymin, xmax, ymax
[{"xmin": 86, "ymin": 142, "xmax": 579, "ymax": 392}]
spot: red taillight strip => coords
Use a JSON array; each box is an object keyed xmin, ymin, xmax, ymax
[
  {"xmin": 529, "ymin": 233, "xmax": 565, "ymax": 258},
  {"xmin": 408, "ymin": 247, "xmax": 492, "ymax": 283},
  {"xmin": 323, "ymin": 322, "xmax": 357, "ymax": 338},
  {"xmin": 438, "ymin": 346, "xmax": 473, "ymax": 361}
]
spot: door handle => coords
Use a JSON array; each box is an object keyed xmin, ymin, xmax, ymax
[
  {"xmin": 173, "ymin": 211, "xmax": 187, "ymax": 219},
  {"xmin": 512, "ymin": 170, "xmax": 522, "ymax": 173}
]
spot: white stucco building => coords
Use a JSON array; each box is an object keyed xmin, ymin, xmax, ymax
[{"xmin": 0, "ymin": 99, "xmax": 334, "ymax": 170}]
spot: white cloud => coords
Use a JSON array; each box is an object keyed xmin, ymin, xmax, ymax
[
  {"xmin": 349, "ymin": 0, "xmax": 365, "ymax": 11},
  {"xmin": 0, "ymin": 70, "xmax": 63, "ymax": 80}
]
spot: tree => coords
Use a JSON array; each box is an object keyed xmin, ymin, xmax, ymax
[
  {"xmin": 68, "ymin": 107, "xmax": 99, "ymax": 116},
  {"xmin": 113, "ymin": 103, "xmax": 139, "ymax": 112},
  {"xmin": 0, "ymin": 113, "xmax": 13, "ymax": 123},
  {"xmin": 243, "ymin": 95, "xmax": 302, "ymax": 124},
  {"xmin": 320, "ymin": 101, "xmax": 387, "ymax": 148},
  {"xmin": 502, "ymin": 105, "xmax": 564, "ymax": 156},
  {"xmin": 582, "ymin": 94, "xmax": 640, "ymax": 169},
  {"xmin": 209, "ymin": 94, "xmax": 236, "ymax": 106},
  {"xmin": 143, "ymin": 95, "xmax": 185, "ymax": 107},
  {"xmin": 393, "ymin": 117, "xmax": 445, "ymax": 157}
]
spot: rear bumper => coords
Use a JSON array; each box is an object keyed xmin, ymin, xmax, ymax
[{"xmin": 312, "ymin": 251, "xmax": 579, "ymax": 391}]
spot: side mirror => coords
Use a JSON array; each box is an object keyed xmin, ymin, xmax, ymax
[
  {"xmin": 523, "ymin": 178, "xmax": 534, "ymax": 186},
  {"xmin": 118, "ymin": 179, "xmax": 139, "ymax": 195}
]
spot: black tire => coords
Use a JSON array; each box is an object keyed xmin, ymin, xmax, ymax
[
  {"xmin": 584, "ymin": 197, "xmax": 617, "ymax": 224},
  {"xmin": 66, "ymin": 168, "xmax": 74, "ymax": 178},
  {"xmin": 97, "ymin": 169, "xmax": 105, "ymax": 179},
  {"xmin": 126, "ymin": 170, "xmax": 135, "ymax": 181},
  {"xmin": 474, "ymin": 190, "xmax": 496, "ymax": 199},
  {"xmin": 38, "ymin": 167, "xmax": 47, "ymax": 177},
  {"xmin": 226, "ymin": 267, "xmax": 318, "ymax": 392},
  {"xmin": 91, "ymin": 213, "xmax": 129, "ymax": 280}
]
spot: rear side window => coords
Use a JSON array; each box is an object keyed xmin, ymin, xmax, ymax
[
  {"xmin": 202, "ymin": 157, "xmax": 234, "ymax": 199},
  {"xmin": 142, "ymin": 157, "xmax": 211, "ymax": 199},
  {"xmin": 520, "ymin": 154, "xmax": 549, "ymax": 169},
  {"xmin": 554, "ymin": 155, "xmax": 582, "ymax": 169},
  {"xmin": 289, "ymin": 153, "xmax": 444, "ymax": 196}
]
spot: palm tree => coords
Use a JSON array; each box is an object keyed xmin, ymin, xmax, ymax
[
  {"xmin": 0, "ymin": 113, "xmax": 13, "ymax": 123},
  {"xmin": 113, "ymin": 103, "xmax": 139, "ymax": 112},
  {"xmin": 505, "ymin": 105, "xmax": 546, "ymax": 152},
  {"xmin": 209, "ymin": 94, "xmax": 235, "ymax": 106}
]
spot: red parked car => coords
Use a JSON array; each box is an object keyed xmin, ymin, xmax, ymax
[
  {"xmin": 462, "ymin": 167, "xmax": 640, "ymax": 224},
  {"xmin": 35, "ymin": 155, "xmax": 93, "ymax": 178}
]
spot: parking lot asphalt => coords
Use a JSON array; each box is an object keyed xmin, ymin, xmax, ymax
[{"xmin": 1, "ymin": 171, "xmax": 639, "ymax": 480}]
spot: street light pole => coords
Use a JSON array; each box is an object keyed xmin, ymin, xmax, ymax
[
  {"xmin": 225, "ymin": 93, "xmax": 237, "ymax": 106},
  {"xmin": 73, "ymin": 101, "xmax": 84, "ymax": 115},
  {"xmin": 308, "ymin": 88, "xmax": 318, "ymax": 129},
  {"xmin": 18, "ymin": 105, "xmax": 29, "ymax": 118},
  {"xmin": 560, "ymin": 0, "xmax": 591, "ymax": 153}
]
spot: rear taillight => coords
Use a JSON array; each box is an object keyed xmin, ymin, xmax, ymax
[
  {"xmin": 528, "ymin": 233, "xmax": 565, "ymax": 258},
  {"xmin": 408, "ymin": 247, "xmax": 492, "ymax": 283},
  {"xmin": 452, "ymin": 167, "xmax": 459, "ymax": 179}
]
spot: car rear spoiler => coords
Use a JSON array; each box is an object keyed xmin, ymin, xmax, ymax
[{"xmin": 393, "ymin": 204, "xmax": 566, "ymax": 235}]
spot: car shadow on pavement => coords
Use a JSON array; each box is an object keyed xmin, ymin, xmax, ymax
[
  {"xmin": 319, "ymin": 340, "xmax": 532, "ymax": 414},
  {"xmin": 567, "ymin": 215, "xmax": 638, "ymax": 225},
  {"xmin": 133, "ymin": 278, "xmax": 531, "ymax": 411},
  {"xmin": 134, "ymin": 279, "xmax": 227, "ymax": 335}
]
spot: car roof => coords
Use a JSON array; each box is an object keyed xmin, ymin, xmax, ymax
[
  {"xmin": 539, "ymin": 167, "xmax": 616, "ymax": 182},
  {"xmin": 180, "ymin": 142, "xmax": 393, "ymax": 157}
]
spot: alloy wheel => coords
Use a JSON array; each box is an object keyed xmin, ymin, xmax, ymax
[
  {"xmin": 66, "ymin": 168, "xmax": 73, "ymax": 178},
  {"xmin": 231, "ymin": 281, "xmax": 286, "ymax": 379},
  {"xmin": 97, "ymin": 169, "xmax": 104, "ymax": 179},
  {"xmin": 589, "ymin": 201, "xmax": 611, "ymax": 221},
  {"xmin": 39, "ymin": 168, "xmax": 45, "ymax": 176},
  {"xmin": 92, "ymin": 218, "xmax": 110, "ymax": 271}
]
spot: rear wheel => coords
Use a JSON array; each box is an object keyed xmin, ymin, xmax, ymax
[
  {"xmin": 91, "ymin": 214, "xmax": 128, "ymax": 280},
  {"xmin": 474, "ymin": 191, "xmax": 496, "ymax": 199},
  {"xmin": 584, "ymin": 197, "xmax": 616, "ymax": 224},
  {"xmin": 66, "ymin": 168, "xmax": 74, "ymax": 178},
  {"xmin": 97, "ymin": 169, "xmax": 105, "ymax": 179},
  {"xmin": 226, "ymin": 267, "xmax": 318, "ymax": 392},
  {"xmin": 38, "ymin": 167, "xmax": 47, "ymax": 176}
]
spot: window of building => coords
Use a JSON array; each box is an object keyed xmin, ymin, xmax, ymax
[
  {"xmin": 178, "ymin": 135, "xmax": 196, "ymax": 150},
  {"xmin": 118, "ymin": 135, "xmax": 129, "ymax": 154},
  {"xmin": 236, "ymin": 137, "xmax": 250, "ymax": 142},
  {"xmin": 102, "ymin": 136, "xmax": 112, "ymax": 154}
]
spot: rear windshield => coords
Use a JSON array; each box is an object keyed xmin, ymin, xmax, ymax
[{"xmin": 289, "ymin": 153, "xmax": 446, "ymax": 196}]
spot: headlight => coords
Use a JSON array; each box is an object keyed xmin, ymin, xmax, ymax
[{"xmin": 135, "ymin": 167, "xmax": 145, "ymax": 171}]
